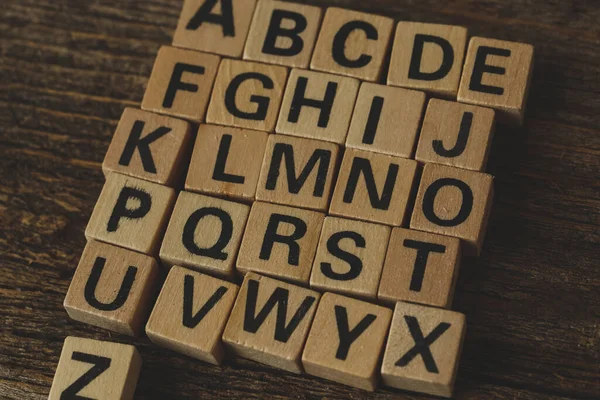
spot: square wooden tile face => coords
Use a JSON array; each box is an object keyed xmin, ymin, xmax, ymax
[
  {"xmin": 381, "ymin": 302, "xmax": 466, "ymax": 398},
  {"xmin": 378, "ymin": 228, "xmax": 461, "ymax": 308},
  {"xmin": 48, "ymin": 337, "xmax": 142, "ymax": 400},
  {"xmin": 310, "ymin": 217, "xmax": 391, "ymax": 300},
  {"xmin": 185, "ymin": 124, "xmax": 269, "ymax": 202},
  {"xmin": 64, "ymin": 241, "xmax": 160, "ymax": 336},
  {"xmin": 243, "ymin": 0, "xmax": 323, "ymax": 68},
  {"xmin": 310, "ymin": 8, "xmax": 394, "ymax": 82},
  {"xmin": 222, "ymin": 273, "xmax": 320, "ymax": 373},
  {"xmin": 302, "ymin": 292, "xmax": 392, "ymax": 391},
  {"xmin": 141, "ymin": 46, "xmax": 221, "ymax": 122},
  {"xmin": 206, "ymin": 59, "xmax": 289, "ymax": 132},
  {"xmin": 146, "ymin": 266, "xmax": 239, "ymax": 365},
  {"xmin": 173, "ymin": 0, "xmax": 258, "ymax": 57},
  {"xmin": 159, "ymin": 191, "xmax": 250, "ymax": 279}
]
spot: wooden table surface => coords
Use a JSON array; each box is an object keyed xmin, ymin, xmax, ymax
[{"xmin": 1, "ymin": 0, "xmax": 599, "ymax": 399}]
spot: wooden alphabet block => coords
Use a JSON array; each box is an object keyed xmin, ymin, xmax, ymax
[
  {"xmin": 345, "ymin": 83, "xmax": 426, "ymax": 158},
  {"xmin": 159, "ymin": 191, "xmax": 250, "ymax": 279},
  {"xmin": 185, "ymin": 124, "xmax": 269, "ymax": 202},
  {"xmin": 310, "ymin": 8, "xmax": 394, "ymax": 82},
  {"xmin": 141, "ymin": 46, "xmax": 221, "ymax": 122},
  {"xmin": 85, "ymin": 173, "xmax": 176, "ymax": 255},
  {"xmin": 206, "ymin": 59, "xmax": 288, "ymax": 132},
  {"xmin": 410, "ymin": 163, "xmax": 494, "ymax": 256},
  {"xmin": 64, "ymin": 241, "xmax": 160, "ymax": 336},
  {"xmin": 243, "ymin": 0, "xmax": 323, "ymax": 68},
  {"xmin": 458, "ymin": 37, "xmax": 534, "ymax": 125},
  {"xmin": 237, "ymin": 202, "xmax": 324, "ymax": 284},
  {"xmin": 381, "ymin": 302, "xmax": 466, "ymax": 398},
  {"xmin": 102, "ymin": 108, "xmax": 193, "ymax": 187},
  {"xmin": 415, "ymin": 99, "xmax": 495, "ymax": 172},
  {"xmin": 146, "ymin": 266, "xmax": 239, "ymax": 365},
  {"xmin": 256, "ymin": 135, "xmax": 340, "ymax": 211},
  {"xmin": 173, "ymin": 0, "xmax": 258, "ymax": 57},
  {"xmin": 222, "ymin": 272, "xmax": 320, "ymax": 373},
  {"xmin": 329, "ymin": 148, "xmax": 418, "ymax": 227},
  {"xmin": 49, "ymin": 337, "xmax": 141, "ymax": 400},
  {"xmin": 302, "ymin": 292, "xmax": 392, "ymax": 391},
  {"xmin": 378, "ymin": 228, "xmax": 461, "ymax": 308},
  {"xmin": 276, "ymin": 69, "xmax": 359, "ymax": 145},
  {"xmin": 388, "ymin": 22, "xmax": 468, "ymax": 98},
  {"xmin": 310, "ymin": 217, "xmax": 391, "ymax": 300}
]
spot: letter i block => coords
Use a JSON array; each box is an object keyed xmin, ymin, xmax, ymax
[
  {"xmin": 302, "ymin": 292, "xmax": 392, "ymax": 391},
  {"xmin": 381, "ymin": 302, "xmax": 466, "ymax": 398},
  {"xmin": 222, "ymin": 273, "xmax": 320, "ymax": 373},
  {"xmin": 49, "ymin": 337, "xmax": 141, "ymax": 400},
  {"xmin": 146, "ymin": 266, "xmax": 238, "ymax": 365}
]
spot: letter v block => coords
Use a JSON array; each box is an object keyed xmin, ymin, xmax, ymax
[{"xmin": 222, "ymin": 273, "xmax": 320, "ymax": 373}]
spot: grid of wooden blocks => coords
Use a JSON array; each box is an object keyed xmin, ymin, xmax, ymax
[{"xmin": 50, "ymin": 0, "xmax": 534, "ymax": 398}]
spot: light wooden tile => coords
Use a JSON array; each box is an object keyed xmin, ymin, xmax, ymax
[
  {"xmin": 206, "ymin": 59, "xmax": 288, "ymax": 132},
  {"xmin": 302, "ymin": 292, "xmax": 392, "ymax": 391},
  {"xmin": 458, "ymin": 37, "xmax": 534, "ymax": 126},
  {"xmin": 388, "ymin": 22, "xmax": 468, "ymax": 98},
  {"xmin": 310, "ymin": 217, "xmax": 391, "ymax": 300},
  {"xmin": 381, "ymin": 302, "xmax": 466, "ymax": 398},
  {"xmin": 85, "ymin": 173, "xmax": 176, "ymax": 255},
  {"xmin": 329, "ymin": 148, "xmax": 418, "ymax": 227},
  {"xmin": 256, "ymin": 135, "xmax": 340, "ymax": 212},
  {"xmin": 222, "ymin": 272, "xmax": 320, "ymax": 373},
  {"xmin": 173, "ymin": 0, "xmax": 258, "ymax": 57},
  {"xmin": 410, "ymin": 163, "xmax": 494, "ymax": 256},
  {"xmin": 64, "ymin": 241, "xmax": 160, "ymax": 336},
  {"xmin": 141, "ymin": 46, "xmax": 221, "ymax": 122},
  {"xmin": 311, "ymin": 8, "xmax": 394, "ymax": 82},
  {"xmin": 185, "ymin": 124, "xmax": 269, "ymax": 202},
  {"xmin": 345, "ymin": 83, "xmax": 426, "ymax": 158},
  {"xmin": 415, "ymin": 99, "xmax": 495, "ymax": 172},
  {"xmin": 146, "ymin": 266, "xmax": 238, "ymax": 365},
  {"xmin": 49, "ymin": 337, "xmax": 141, "ymax": 400},
  {"xmin": 243, "ymin": 0, "xmax": 323, "ymax": 68},
  {"xmin": 159, "ymin": 191, "xmax": 250, "ymax": 279},
  {"xmin": 276, "ymin": 69, "xmax": 359, "ymax": 145},
  {"xmin": 378, "ymin": 228, "xmax": 461, "ymax": 308},
  {"xmin": 237, "ymin": 202, "xmax": 324, "ymax": 285}
]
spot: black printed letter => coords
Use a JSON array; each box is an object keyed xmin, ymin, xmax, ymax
[
  {"xmin": 182, "ymin": 207, "xmax": 233, "ymax": 261},
  {"xmin": 163, "ymin": 63, "xmax": 206, "ymax": 108},
  {"xmin": 343, "ymin": 157, "xmax": 398, "ymax": 210},
  {"xmin": 119, "ymin": 121, "xmax": 171, "ymax": 174},
  {"xmin": 186, "ymin": 0, "xmax": 235, "ymax": 37},
  {"xmin": 260, "ymin": 214, "xmax": 307, "ymax": 266},
  {"xmin": 288, "ymin": 77, "xmax": 337, "ymax": 128},
  {"xmin": 84, "ymin": 257, "xmax": 137, "ymax": 311},
  {"xmin": 334, "ymin": 306, "xmax": 377, "ymax": 360},
  {"xmin": 408, "ymin": 34, "xmax": 454, "ymax": 81},
  {"xmin": 469, "ymin": 46, "xmax": 511, "ymax": 95},
  {"xmin": 225, "ymin": 73, "xmax": 274, "ymax": 121},
  {"xmin": 107, "ymin": 187, "xmax": 152, "ymax": 232},
  {"xmin": 432, "ymin": 112, "xmax": 473, "ymax": 158},
  {"xmin": 61, "ymin": 352, "xmax": 111, "ymax": 399},
  {"xmin": 422, "ymin": 178, "xmax": 473, "ymax": 227},
  {"xmin": 320, "ymin": 231, "xmax": 365, "ymax": 281},
  {"xmin": 262, "ymin": 10, "xmax": 307, "ymax": 57},
  {"xmin": 182, "ymin": 274, "xmax": 228, "ymax": 328},
  {"xmin": 403, "ymin": 240, "xmax": 446, "ymax": 292},
  {"xmin": 395, "ymin": 316, "xmax": 450, "ymax": 373},
  {"xmin": 332, "ymin": 21, "xmax": 378, "ymax": 68}
]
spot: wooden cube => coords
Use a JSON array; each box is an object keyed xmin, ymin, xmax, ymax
[
  {"xmin": 329, "ymin": 148, "xmax": 418, "ymax": 226},
  {"xmin": 458, "ymin": 37, "xmax": 534, "ymax": 125},
  {"xmin": 237, "ymin": 202, "xmax": 324, "ymax": 284},
  {"xmin": 302, "ymin": 292, "xmax": 392, "ymax": 391},
  {"xmin": 388, "ymin": 22, "xmax": 468, "ymax": 98},
  {"xmin": 206, "ymin": 59, "xmax": 288, "ymax": 132},
  {"xmin": 345, "ymin": 83, "xmax": 426, "ymax": 158},
  {"xmin": 310, "ymin": 217, "xmax": 391, "ymax": 300},
  {"xmin": 378, "ymin": 228, "xmax": 461, "ymax": 308},
  {"xmin": 85, "ymin": 173, "xmax": 176, "ymax": 255},
  {"xmin": 381, "ymin": 302, "xmax": 466, "ymax": 398},
  {"xmin": 243, "ymin": 0, "xmax": 323, "ymax": 68},
  {"xmin": 49, "ymin": 337, "xmax": 141, "ymax": 400},
  {"xmin": 141, "ymin": 46, "xmax": 220, "ymax": 122},
  {"xmin": 64, "ymin": 241, "xmax": 160, "ymax": 336},
  {"xmin": 311, "ymin": 8, "xmax": 394, "ymax": 82},
  {"xmin": 185, "ymin": 124, "xmax": 269, "ymax": 202},
  {"xmin": 256, "ymin": 135, "xmax": 340, "ymax": 212},
  {"xmin": 222, "ymin": 272, "xmax": 320, "ymax": 373},
  {"xmin": 173, "ymin": 0, "xmax": 258, "ymax": 57},
  {"xmin": 159, "ymin": 191, "xmax": 250, "ymax": 279},
  {"xmin": 146, "ymin": 266, "xmax": 239, "ymax": 365},
  {"xmin": 415, "ymin": 99, "xmax": 495, "ymax": 172},
  {"xmin": 276, "ymin": 69, "xmax": 359, "ymax": 145},
  {"xmin": 410, "ymin": 164, "xmax": 494, "ymax": 256}
]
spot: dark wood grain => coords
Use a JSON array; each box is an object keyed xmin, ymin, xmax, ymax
[{"xmin": 1, "ymin": 0, "xmax": 599, "ymax": 399}]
